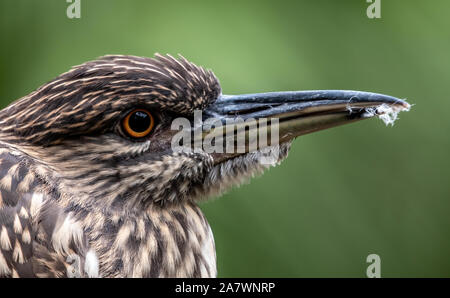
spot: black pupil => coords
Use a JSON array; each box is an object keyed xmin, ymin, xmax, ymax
[{"xmin": 129, "ymin": 111, "xmax": 151, "ymax": 133}]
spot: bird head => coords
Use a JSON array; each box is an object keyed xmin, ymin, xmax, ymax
[{"xmin": 0, "ymin": 54, "xmax": 409, "ymax": 213}]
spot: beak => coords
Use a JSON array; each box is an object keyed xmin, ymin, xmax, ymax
[{"xmin": 199, "ymin": 90, "xmax": 410, "ymax": 164}]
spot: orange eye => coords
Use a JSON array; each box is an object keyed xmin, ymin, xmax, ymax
[{"xmin": 122, "ymin": 109, "xmax": 155, "ymax": 138}]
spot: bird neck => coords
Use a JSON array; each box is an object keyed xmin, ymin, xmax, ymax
[{"xmin": 68, "ymin": 200, "xmax": 216, "ymax": 277}]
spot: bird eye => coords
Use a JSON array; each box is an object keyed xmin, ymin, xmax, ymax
[{"xmin": 122, "ymin": 109, "xmax": 155, "ymax": 139}]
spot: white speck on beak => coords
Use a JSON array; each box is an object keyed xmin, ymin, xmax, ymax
[{"xmin": 362, "ymin": 102, "xmax": 411, "ymax": 126}]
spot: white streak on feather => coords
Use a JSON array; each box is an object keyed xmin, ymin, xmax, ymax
[
  {"xmin": 30, "ymin": 193, "xmax": 44, "ymax": 218},
  {"xmin": 13, "ymin": 240, "xmax": 24, "ymax": 264},
  {"xmin": 0, "ymin": 250, "xmax": 11, "ymax": 276},
  {"xmin": 19, "ymin": 207, "xmax": 29, "ymax": 219},
  {"xmin": 11, "ymin": 269, "xmax": 19, "ymax": 278},
  {"xmin": 0, "ymin": 226, "xmax": 11, "ymax": 250},
  {"xmin": 22, "ymin": 227, "xmax": 31, "ymax": 244},
  {"xmin": 200, "ymin": 224, "xmax": 216, "ymax": 277},
  {"xmin": 13, "ymin": 214, "xmax": 22, "ymax": 234},
  {"xmin": 0, "ymin": 175, "xmax": 12, "ymax": 191},
  {"xmin": 51, "ymin": 213, "xmax": 84, "ymax": 255},
  {"xmin": 84, "ymin": 249, "xmax": 99, "ymax": 278}
]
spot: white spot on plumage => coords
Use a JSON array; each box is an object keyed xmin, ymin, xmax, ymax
[
  {"xmin": 19, "ymin": 207, "xmax": 29, "ymax": 219},
  {"xmin": 0, "ymin": 250, "xmax": 11, "ymax": 276},
  {"xmin": 30, "ymin": 193, "xmax": 44, "ymax": 218},
  {"xmin": 0, "ymin": 226, "xmax": 11, "ymax": 251},
  {"xmin": 51, "ymin": 213, "xmax": 84, "ymax": 255},
  {"xmin": 11, "ymin": 269, "xmax": 19, "ymax": 278},
  {"xmin": 22, "ymin": 227, "xmax": 31, "ymax": 244},
  {"xmin": 201, "ymin": 224, "xmax": 216, "ymax": 277},
  {"xmin": 13, "ymin": 240, "xmax": 24, "ymax": 264},
  {"xmin": 13, "ymin": 214, "xmax": 22, "ymax": 234},
  {"xmin": 115, "ymin": 223, "xmax": 132, "ymax": 247},
  {"xmin": 84, "ymin": 249, "xmax": 99, "ymax": 278},
  {"xmin": 0, "ymin": 175, "xmax": 12, "ymax": 191},
  {"xmin": 17, "ymin": 171, "xmax": 35, "ymax": 193},
  {"xmin": 7, "ymin": 163, "xmax": 20, "ymax": 179}
]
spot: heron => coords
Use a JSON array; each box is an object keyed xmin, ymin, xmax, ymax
[{"xmin": 0, "ymin": 54, "xmax": 409, "ymax": 277}]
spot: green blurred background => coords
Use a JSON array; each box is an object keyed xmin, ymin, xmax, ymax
[{"xmin": 1, "ymin": 0, "xmax": 449, "ymax": 277}]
